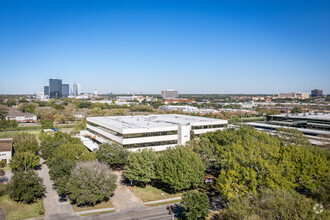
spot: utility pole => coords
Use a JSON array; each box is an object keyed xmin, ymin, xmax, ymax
[{"xmin": 161, "ymin": 193, "xmax": 174, "ymax": 220}]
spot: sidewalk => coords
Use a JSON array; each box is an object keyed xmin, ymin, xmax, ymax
[
  {"xmin": 144, "ymin": 196, "xmax": 182, "ymax": 205},
  {"xmin": 37, "ymin": 158, "xmax": 75, "ymax": 218},
  {"xmin": 75, "ymin": 207, "xmax": 115, "ymax": 216}
]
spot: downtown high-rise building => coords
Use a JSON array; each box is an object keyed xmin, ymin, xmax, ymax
[
  {"xmin": 44, "ymin": 86, "xmax": 49, "ymax": 96},
  {"xmin": 49, "ymin": 78, "xmax": 62, "ymax": 98},
  {"xmin": 73, "ymin": 84, "xmax": 81, "ymax": 96},
  {"xmin": 62, "ymin": 84, "xmax": 70, "ymax": 97}
]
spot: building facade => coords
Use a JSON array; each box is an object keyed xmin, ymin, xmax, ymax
[
  {"xmin": 278, "ymin": 92, "xmax": 310, "ymax": 99},
  {"xmin": 62, "ymin": 84, "xmax": 70, "ymax": 97},
  {"xmin": 161, "ymin": 89, "xmax": 178, "ymax": 99},
  {"xmin": 311, "ymin": 89, "xmax": 323, "ymax": 97},
  {"xmin": 5, "ymin": 107, "xmax": 37, "ymax": 123},
  {"xmin": 73, "ymin": 84, "xmax": 81, "ymax": 96},
  {"xmin": 0, "ymin": 139, "xmax": 13, "ymax": 165},
  {"xmin": 49, "ymin": 78, "xmax": 62, "ymax": 98},
  {"xmin": 82, "ymin": 114, "xmax": 228, "ymax": 151},
  {"xmin": 44, "ymin": 86, "xmax": 49, "ymax": 95}
]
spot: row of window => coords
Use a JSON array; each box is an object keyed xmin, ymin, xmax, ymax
[
  {"xmin": 88, "ymin": 122, "xmax": 123, "ymax": 137},
  {"xmin": 123, "ymin": 140, "xmax": 178, "ymax": 149},
  {"xmin": 88, "ymin": 121, "xmax": 178, "ymax": 139},
  {"xmin": 123, "ymin": 130, "xmax": 178, "ymax": 139},
  {"xmin": 192, "ymin": 124, "xmax": 227, "ymax": 130}
]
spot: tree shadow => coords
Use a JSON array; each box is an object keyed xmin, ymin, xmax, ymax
[{"xmin": 171, "ymin": 204, "xmax": 184, "ymax": 219}]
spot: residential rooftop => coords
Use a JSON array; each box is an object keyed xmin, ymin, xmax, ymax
[{"xmin": 0, "ymin": 138, "xmax": 13, "ymax": 152}]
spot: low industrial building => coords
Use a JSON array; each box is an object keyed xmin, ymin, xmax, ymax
[
  {"xmin": 82, "ymin": 114, "xmax": 228, "ymax": 151},
  {"xmin": 266, "ymin": 113, "xmax": 330, "ymax": 131},
  {"xmin": 5, "ymin": 107, "xmax": 37, "ymax": 123},
  {"xmin": 0, "ymin": 139, "xmax": 13, "ymax": 165}
]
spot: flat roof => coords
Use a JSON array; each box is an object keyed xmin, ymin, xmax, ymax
[
  {"xmin": 0, "ymin": 138, "xmax": 13, "ymax": 152},
  {"xmin": 87, "ymin": 114, "xmax": 227, "ymax": 131},
  {"xmin": 269, "ymin": 113, "xmax": 330, "ymax": 121}
]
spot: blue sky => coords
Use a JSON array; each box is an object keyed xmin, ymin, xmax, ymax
[{"xmin": 0, "ymin": 0, "xmax": 329, "ymax": 94}]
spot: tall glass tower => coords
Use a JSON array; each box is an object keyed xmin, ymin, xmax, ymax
[{"xmin": 49, "ymin": 78, "xmax": 62, "ymax": 98}]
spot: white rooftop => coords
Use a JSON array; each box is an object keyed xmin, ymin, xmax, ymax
[{"xmin": 87, "ymin": 114, "xmax": 227, "ymax": 130}]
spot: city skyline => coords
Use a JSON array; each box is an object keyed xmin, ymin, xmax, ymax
[{"xmin": 0, "ymin": 0, "xmax": 330, "ymax": 94}]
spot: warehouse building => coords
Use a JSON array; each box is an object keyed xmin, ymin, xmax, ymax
[{"xmin": 82, "ymin": 114, "xmax": 228, "ymax": 151}]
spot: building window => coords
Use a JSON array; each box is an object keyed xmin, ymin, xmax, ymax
[
  {"xmin": 192, "ymin": 124, "xmax": 226, "ymax": 130},
  {"xmin": 123, "ymin": 140, "xmax": 178, "ymax": 149}
]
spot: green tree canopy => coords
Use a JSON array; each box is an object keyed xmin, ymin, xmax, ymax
[
  {"xmin": 13, "ymin": 132, "xmax": 39, "ymax": 153},
  {"xmin": 218, "ymin": 188, "xmax": 324, "ymax": 220},
  {"xmin": 41, "ymin": 118, "xmax": 54, "ymax": 129},
  {"xmin": 9, "ymin": 151, "xmax": 40, "ymax": 171},
  {"xmin": 124, "ymin": 149, "xmax": 157, "ymax": 184},
  {"xmin": 67, "ymin": 161, "xmax": 117, "ymax": 206},
  {"xmin": 181, "ymin": 191, "xmax": 209, "ymax": 220},
  {"xmin": 8, "ymin": 170, "xmax": 44, "ymax": 203},
  {"xmin": 95, "ymin": 143, "xmax": 129, "ymax": 169},
  {"xmin": 202, "ymin": 127, "xmax": 328, "ymax": 200},
  {"xmin": 156, "ymin": 147, "xmax": 205, "ymax": 191},
  {"xmin": 50, "ymin": 142, "xmax": 95, "ymax": 162}
]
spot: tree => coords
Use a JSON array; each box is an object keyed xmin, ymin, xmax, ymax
[
  {"xmin": 9, "ymin": 151, "xmax": 40, "ymax": 171},
  {"xmin": 13, "ymin": 133, "xmax": 39, "ymax": 153},
  {"xmin": 203, "ymin": 127, "xmax": 327, "ymax": 200},
  {"xmin": 50, "ymin": 142, "xmax": 96, "ymax": 162},
  {"xmin": 187, "ymin": 137, "xmax": 218, "ymax": 169},
  {"xmin": 41, "ymin": 118, "xmax": 54, "ymax": 129},
  {"xmin": 8, "ymin": 170, "xmax": 44, "ymax": 203},
  {"xmin": 72, "ymin": 119, "xmax": 86, "ymax": 134},
  {"xmin": 275, "ymin": 127, "xmax": 310, "ymax": 146},
  {"xmin": 0, "ymin": 105, "xmax": 8, "ymax": 120},
  {"xmin": 181, "ymin": 191, "xmax": 209, "ymax": 220},
  {"xmin": 156, "ymin": 147, "xmax": 205, "ymax": 191},
  {"xmin": 18, "ymin": 103, "xmax": 37, "ymax": 113},
  {"xmin": 124, "ymin": 149, "xmax": 157, "ymax": 184},
  {"xmin": 291, "ymin": 106, "xmax": 303, "ymax": 113},
  {"xmin": 48, "ymin": 157, "xmax": 76, "ymax": 194},
  {"xmin": 95, "ymin": 143, "xmax": 129, "ymax": 169},
  {"xmin": 67, "ymin": 161, "xmax": 117, "ymax": 206},
  {"xmin": 218, "ymin": 188, "xmax": 324, "ymax": 220}
]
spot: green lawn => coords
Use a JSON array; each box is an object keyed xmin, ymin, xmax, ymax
[
  {"xmin": 72, "ymin": 200, "xmax": 114, "ymax": 212},
  {"xmin": 0, "ymin": 195, "xmax": 44, "ymax": 220},
  {"xmin": 0, "ymin": 128, "xmax": 73, "ymax": 140},
  {"xmin": 129, "ymin": 185, "xmax": 182, "ymax": 203}
]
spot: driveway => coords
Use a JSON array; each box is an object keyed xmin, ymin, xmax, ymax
[
  {"xmin": 37, "ymin": 158, "xmax": 75, "ymax": 219},
  {"xmin": 110, "ymin": 171, "xmax": 145, "ymax": 212}
]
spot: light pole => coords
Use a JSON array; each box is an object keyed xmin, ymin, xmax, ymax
[{"xmin": 161, "ymin": 193, "xmax": 174, "ymax": 220}]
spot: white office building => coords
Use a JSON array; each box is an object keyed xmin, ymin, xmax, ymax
[
  {"xmin": 73, "ymin": 84, "xmax": 81, "ymax": 96},
  {"xmin": 82, "ymin": 114, "xmax": 228, "ymax": 151}
]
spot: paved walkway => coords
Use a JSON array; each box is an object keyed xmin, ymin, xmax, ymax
[
  {"xmin": 0, "ymin": 169, "xmax": 12, "ymax": 184},
  {"xmin": 37, "ymin": 158, "xmax": 75, "ymax": 219},
  {"xmin": 144, "ymin": 196, "xmax": 182, "ymax": 205},
  {"xmin": 110, "ymin": 171, "xmax": 145, "ymax": 212}
]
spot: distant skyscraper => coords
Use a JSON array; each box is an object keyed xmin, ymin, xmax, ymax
[
  {"xmin": 161, "ymin": 89, "xmax": 178, "ymax": 99},
  {"xmin": 73, "ymin": 84, "xmax": 81, "ymax": 96},
  {"xmin": 311, "ymin": 89, "xmax": 323, "ymax": 97},
  {"xmin": 62, "ymin": 84, "xmax": 70, "ymax": 97},
  {"xmin": 44, "ymin": 86, "xmax": 49, "ymax": 95},
  {"xmin": 49, "ymin": 78, "xmax": 62, "ymax": 98}
]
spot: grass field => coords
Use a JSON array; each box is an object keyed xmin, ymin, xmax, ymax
[
  {"xmin": 72, "ymin": 200, "xmax": 114, "ymax": 212},
  {"xmin": 129, "ymin": 185, "xmax": 182, "ymax": 203},
  {"xmin": 0, "ymin": 128, "xmax": 73, "ymax": 140},
  {"xmin": 0, "ymin": 195, "xmax": 44, "ymax": 220}
]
